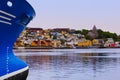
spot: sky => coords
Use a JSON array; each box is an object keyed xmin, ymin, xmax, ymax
[{"xmin": 27, "ymin": 0, "xmax": 120, "ymax": 34}]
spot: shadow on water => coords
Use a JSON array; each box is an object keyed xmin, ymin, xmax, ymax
[{"xmin": 15, "ymin": 49, "xmax": 120, "ymax": 80}]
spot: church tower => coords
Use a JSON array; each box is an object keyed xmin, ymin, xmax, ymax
[
  {"xmin": 92, "ymin": 25, "xmax": 98, "ymax": 38},
  {"xmin": 88, "ymin": 25, "xmax": 98, "ymax": 39}
]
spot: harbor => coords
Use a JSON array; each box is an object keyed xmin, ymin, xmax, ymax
[
  {"xmin": 15, "ymin": 48, "xmax": 120, "ymax": 80},
  {"xmin": 1, "ymin": 0, "xmax": 120, "ymax": 80}
]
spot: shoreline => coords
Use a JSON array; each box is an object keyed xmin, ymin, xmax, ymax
[{"xmin": 13, "ymin": 47, "xmax": 120, "ymax": 49}]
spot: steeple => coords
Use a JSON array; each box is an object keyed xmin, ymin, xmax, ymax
[
  {"xmin": 88, "ymin": 25, "xmax": 99, "ymax": 39},
  {"xmin": 92, "ymin": 25, "xmax": 97, "ymax": 34}
]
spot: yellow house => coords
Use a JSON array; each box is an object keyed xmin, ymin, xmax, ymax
[
  {"xmin": 21, "ymin": 31, "xmax": 26, "ymax": 36},
  {"xmin": 92, "ymin": 39, "xmax": 100, "ymax": 45},
  {"xmin": 15, "ymin": 41, "xmax": 24, "ymax": 47},
  {"xmin": 44, "ymin": 35, "xmax": 50, "ymax": 39},
  {"xmin": 52, "ymin": 40, "xmax": 61, "ymax": 48},
  {"xmin": 61, "ymin": 31, "xmax": 67, "ymax": 35},
  {"xmin": 78, "ymin": 40, "xmax": 92, "ymax": 47}
]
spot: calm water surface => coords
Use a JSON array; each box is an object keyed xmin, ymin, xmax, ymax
[{"xmin": 14, "ymin": 48, "xmax": 120, "ymax": 80}]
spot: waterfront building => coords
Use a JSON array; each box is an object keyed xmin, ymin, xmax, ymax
[
  {"xmin": 78, "ymin": 38, "xmax": 92, "ymax": 47},
  {"xmin": 115, "ymin": 42, "xmax": 120, "ymax": 47},
  {"xmin": 104, "ymin": 38, "xmax": 115, "ymax": 47},
  {"xmin": 92, "ymin": 39, "xmax": 100, "ymax": 46},
  {"xmin": 31, "ymin": 41, "xmax": 38, "ymax": 47},
  {"xmin": 52, "ymin": 40, "xmax": 61, "ymax": 48},
  {"xmin": 38, "ymin": 40, "xmax": 52, "ymax": 47}
]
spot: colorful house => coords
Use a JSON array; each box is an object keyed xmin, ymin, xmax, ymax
[
  {"xmin": 92, "ymin": 39, "xmax": 100, "ymax": 46},
  {"xmin": 104, "ymin": 38, "xmax": 115, "ymax": 47},
  {"xmin": 52, "ymin": 40, "xmax": 61, "ymax": 48},
  {"xmin": 78, "ymin": 38, "xmax": 92, "ymax": 47}
]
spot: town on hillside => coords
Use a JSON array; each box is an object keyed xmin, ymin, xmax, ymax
[{"xmin": 14, "ymin": 25, "xmax": 120, "ymax": 49}]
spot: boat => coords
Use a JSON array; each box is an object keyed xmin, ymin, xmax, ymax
[{"xmin": 0, "ymin": 0, "xmax": 35, "ymax": 80}]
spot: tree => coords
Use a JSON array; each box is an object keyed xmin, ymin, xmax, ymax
[
  {"xmin": 81, "ymin": 29, "xmax": 89, "ymax": 35},
  {"xmin": 75, "ymin": 30, "xmax": 82, "ymax": 34},
  {"xmin": 53, "ymin": 35, "xmax": 57, "ymax": 39},
  {"xmin": 98, "ymin": 29, "xmax": 118, "ymax": 41}
]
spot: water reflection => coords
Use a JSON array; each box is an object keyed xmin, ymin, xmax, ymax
[{"xmin": 15, "ymin": 49, "xmax": 120, "ymax": 80}]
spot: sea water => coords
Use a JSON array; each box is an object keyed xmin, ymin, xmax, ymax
[{"xmin": 14, "ymin": 48, "xmax": 120, "ymax": 80}]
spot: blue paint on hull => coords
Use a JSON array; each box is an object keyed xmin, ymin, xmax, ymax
[{"xmin": 0, "ymin": 0, "xmax": 35, "ymax": 78}]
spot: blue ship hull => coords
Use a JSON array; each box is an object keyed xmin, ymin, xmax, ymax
[{"xmin": 0, "ymin": 0, "xmax": 35, "ymax": 79}]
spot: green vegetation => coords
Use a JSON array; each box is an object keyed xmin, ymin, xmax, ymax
[
  {"xmin": 75, "ymin": 29, "xmax": 119, "ymax": 41},
  {"xmin": 97, "ymin": 29, "xmax": 118, "ymax": 41}
]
